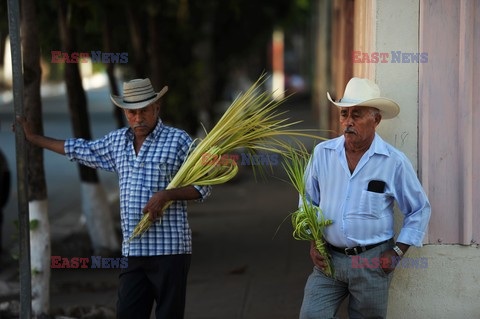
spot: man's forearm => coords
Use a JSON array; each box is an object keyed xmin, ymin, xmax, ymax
[
  {"xmin": 16, "ymin": 116, "xmax": 65, "ymax": 155},
  {"xmin": 144, "ymin": 186, "xmax": 203, "ymax": 221},
  {"xmin": 164, "ymin": 185, "xmax": 201, "ymax": 201},
  {"xmin": 28, "ymin": 134, "xmax": 66, "ymax": 155}
]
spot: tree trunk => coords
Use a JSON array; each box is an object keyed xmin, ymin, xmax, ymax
[
  {"xmin": 106, "ymin": 64, "xmax": 124, "ymax": 128},
  {"xmin": 58, "ymin": 1, "xmax": 119, "ymax": 255},
  {"xmin": 192, "ymin": 10, "xmax": 215, "ymax": 134},
  {"xmin": 147, "ymin": 10, "xmax": 163, "ymax": 90},
  {"xmin": 125, "ymin": 3, "xmax": 147, "ymax": 78},
  {"xmin": 21, "ymin": 0, "xmax": 50, "ymax": 315},
  {"xmin": 0, "ymin": 32, "xmax": 7, "ymax": 68},
  {"xmin": 0, "ymin": 150, "xmax": 10, "ymax": 260},
  {"xmin": 102, "ymin": 3, "xmax": 125, "ymax": 129}
]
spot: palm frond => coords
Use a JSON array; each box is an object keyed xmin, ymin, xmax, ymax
[{"xmin": 128, "ymin": 73, "xmax": 326, "ymax": 242}]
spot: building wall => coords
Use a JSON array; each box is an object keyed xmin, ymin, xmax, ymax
[
  {"xmin": 311, "ymin": 0, "xmax": 333, "ymax": 133},
  {"xmin": 352, "ymin": 0, "xmax": 480, "ymax": 317},
  {"xmin": 373, "ymin": 0, "xmax": 419, "ymax": 167},
  {"xmin": 389, "ymin": 245, "xmax": 480, "ymax": 318},
  {"xmin": 419, "ymin": 0, "xmax": 480, "ymax": 245}
]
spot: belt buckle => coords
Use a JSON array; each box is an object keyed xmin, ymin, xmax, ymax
[{"xmin": 344, "ymin": 247, "xmax": 358, "ymax": 256}]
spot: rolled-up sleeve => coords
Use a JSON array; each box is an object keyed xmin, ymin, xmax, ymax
[
  {"xmin": 64, "ymin": 135, "xmax": 116, "ymax": 172},
  {"xmin": 193, "ymin": 184, "xmax": 211, "ymax": 202},
  {"xmin": 176, "ymin": 132, "xmax": 211, "ymax": 202}
]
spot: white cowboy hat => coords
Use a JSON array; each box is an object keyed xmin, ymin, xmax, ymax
[
  {"xmin": 327, "ymin": 77, "xmax": 400, "ymax": 119},
  {"xmin": 111, "ymin": 78, "xmax": 168, "ymax": 110}
]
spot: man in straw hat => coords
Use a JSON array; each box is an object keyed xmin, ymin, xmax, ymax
[
  {"xmin": 299, "ymin": 78, "xmax": 431, "ymax": 318},
  {"xmin": 17, "ymin": 78, "xmax": 211, "ymax": 318}
]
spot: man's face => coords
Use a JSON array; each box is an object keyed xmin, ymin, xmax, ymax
[
  {"xmin": 340, "ymin": 106, "xmax": 381, "ymax": 146},
  {"xmin": 124, "ymin": 102, "xmax": 160, "ymax": 139}
]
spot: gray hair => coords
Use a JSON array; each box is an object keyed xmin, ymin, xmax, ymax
[{"xmin": 368, "ymin": 107, "xmax": 380, "ymax": 118}]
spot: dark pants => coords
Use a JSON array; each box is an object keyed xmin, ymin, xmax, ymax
[{"xmin": 117, "ymin": 254, "xmax": 191, "ymax": 319}]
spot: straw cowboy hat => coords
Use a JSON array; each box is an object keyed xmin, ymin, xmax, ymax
[
  {"xmin": 327, "ymin": 78, "xmax": 400, "ymax": 119},
  {"xmin": 111, "ymin": 78, "xmax": 168, "ymax": 110}
]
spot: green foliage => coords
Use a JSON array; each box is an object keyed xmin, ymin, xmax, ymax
[
  {"xmin": 31, "ymin": 268, "xmax": 42, "ymax": 276},
  {"xmin": 29, "ymin": 219, "xmax": 40, "ymax": 231},
  {"xmin": 283, "ymin": 148, "xmax": 335, "ymax": 277}
]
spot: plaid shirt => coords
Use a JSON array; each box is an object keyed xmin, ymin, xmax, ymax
[{"xmin": 65, "ymin": 119, "xmax": 211, "ymax": 256}]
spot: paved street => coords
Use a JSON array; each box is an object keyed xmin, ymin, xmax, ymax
[{"xmin": 0, "ymin": 84, "xmax": 345, "ymax": 318}]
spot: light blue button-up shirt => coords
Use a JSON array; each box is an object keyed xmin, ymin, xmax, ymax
[{"xmin": 304, "ymin": 133, "xmax": 431, "ymax": 248}]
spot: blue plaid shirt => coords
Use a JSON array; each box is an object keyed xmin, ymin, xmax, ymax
[{"xmin": 65, "ymin": 119, "xmax": 211, "ymax": 256}]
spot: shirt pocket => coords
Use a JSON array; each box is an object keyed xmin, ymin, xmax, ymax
[
  {"xmin": 356, "ymin": 190, "xmax": 390, "ymax": 219},
  {"xmin": 144, "ymin": 161, "xmax": 176, "ymax": 192}
]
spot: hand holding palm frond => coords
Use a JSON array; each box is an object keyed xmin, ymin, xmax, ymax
[{"xmin": 283, "ymin": 149, "xmax": 334, "ymax": 277}]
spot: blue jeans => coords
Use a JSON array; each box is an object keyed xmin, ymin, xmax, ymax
[{"xmin": 300, "ymin": 239, "xmax": 394, "ymax": 319}]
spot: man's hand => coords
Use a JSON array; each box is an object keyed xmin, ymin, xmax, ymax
[
  {"xmin": 142, "ymin": 186, "xmax": 202, "ymax": 222},
  {"xmin": 310, "ymin": 241, "xmax": 327, "ymax": 270},
  {"xmin": 380, "ymin": 242, "xmax": 409, "ymax": 274},
  {"xmin": 379, "ymin": 249, "xmax": 397, "ymax": 274},
  {"xmin": 142, "ymin": 190, "xmax": 171, "ymax": 222},
  {"xmin": 14, "ymin": 116, "xmax": 34, "ymax": 141},
  {"xmin": 13, "ymin": 116, "xmax": 66, "ymax": 155}
]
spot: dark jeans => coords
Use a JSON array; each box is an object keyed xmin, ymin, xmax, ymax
[{"xmin": 117, "ymin": 254, "xmax": 191, "ymax": 319}]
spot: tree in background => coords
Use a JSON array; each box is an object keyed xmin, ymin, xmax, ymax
[
  {"xmin": 101, "ymin": 1, "xmax": 125, "ymax": 129},
  {"xmin": 141, "ymin": 0, "xmax": 310, "ymax": 133},
  {"xmin": 0, "ymin": 1, "xmax": 8, "ymax": 85},
  {"xmin": 0, "ymin": 147, "xmax": 10, "ymax": 261},
  {"xmin": 58, "ymin": 0, "xmax": 119, "ymax": 255},
  {"xmin": 21, "ymin": 0, "xmax": 51, "ymax": 315}
]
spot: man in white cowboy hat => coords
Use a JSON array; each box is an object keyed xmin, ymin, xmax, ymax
[
  {"xmin": 17, "ymin": 78, "xmax": 211, "ymax": 318},
  {"xmin": 299, "ymin": 78, "xmax": 431, "ymax": 318}
]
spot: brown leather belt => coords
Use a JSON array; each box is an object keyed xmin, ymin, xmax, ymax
[{"xmin": 328, "ymin": 240, "xmax": 388, "ymax": 256}]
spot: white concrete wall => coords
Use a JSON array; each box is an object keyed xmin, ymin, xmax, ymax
[
  {"xmin": 370, "ymin": 0, "xmax": 480, "ymax": 317},
  {"xmin": 374, "ymin": 0, "xmax": 419, "ymax": 168},
  {"xmin": 389, "ymin": 244, "xmax": 480, "ymax": 318}
]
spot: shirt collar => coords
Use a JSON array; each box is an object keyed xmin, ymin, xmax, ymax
[
  {"xmin": 369, "ymin": 133, "xmax": 390, "ymax": 157},
  {"xmin": 150, "ymin": 118, "xmax": 164, "ymax": 139},
  {"xmin": 326, "ymin": 133, "xmax": 390, "ymax": 157}
]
